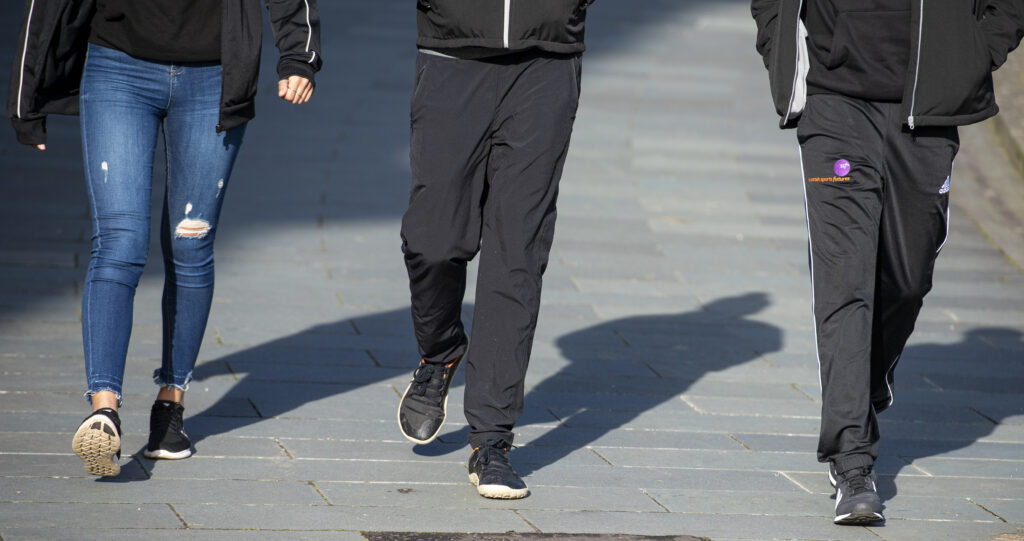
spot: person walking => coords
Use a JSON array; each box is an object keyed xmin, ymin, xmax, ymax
[
  {"xmin": 8, "ymin": 0, "xmax": 322, "ymax": 477},
  {"xmin": 397, "ymin": 0, "xmax": 594, "ymax": 499},
  {"xmin": 750, "ymin": 0, "xmax": 1023, "ymax": 525}
]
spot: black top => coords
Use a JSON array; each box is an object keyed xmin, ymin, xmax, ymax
[
  {"xmin": 90, "ymin": 0, "xmax": 222, "ymax": 63},
  {"xmin": 805, "ymin": 0, "xmax": 911, "ymax": 102}
]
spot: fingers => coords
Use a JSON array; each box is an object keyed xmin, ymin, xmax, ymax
[
  {"xmin": 35, "ymin": 144, "xmax": 46, "ymax": 151},
  {"xmin": 278, "ymin": 75, "xmax": 314, "ymax": 105}
]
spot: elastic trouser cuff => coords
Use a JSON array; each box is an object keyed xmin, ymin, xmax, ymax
[
  {"xmin": 469, "ymin": 430, "xmax": 515, "ymax": 449},
  {"xmin": 833, "ymin": 453, "xmax": 874, "ymax": 474}
]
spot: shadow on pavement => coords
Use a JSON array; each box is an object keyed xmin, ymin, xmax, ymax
[
  {"xmin": 875, "ymin": 327, "xmax": 1024, "ymax": 502},
  {"xmin": 175, "ymin": 307, "xmax": 417, "ymax": 448}
]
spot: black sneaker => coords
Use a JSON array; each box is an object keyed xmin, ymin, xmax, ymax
[
  {"xmin": 144, "ymin": 400, "xmax": 192, "ymax": 459},
  {"xmin": 467, "ymin": 438, "xmax": 528, "ymax": 499},
  {"xmin": 72, "ymin": 408, "xmax": 122, "ymax": 477},
  {"xmin": 833, "ymin": 464, "xmax": 884, "ymax": 525},
  {"xmin": 397, "ymin": 357, "xmax": 462, "ymax": 445}
]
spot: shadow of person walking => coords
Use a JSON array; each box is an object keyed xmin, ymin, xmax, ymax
[
  {"xmin": 871, "ymin": 327, "xmax": 1024, "ymax": 503},
  {"xmin": 505, "ymin": 292, "xmax": 784, "ymax": 477},
  {"xmin": 148, "ymin": 308, "xmax": 419, "ymax": 453}
]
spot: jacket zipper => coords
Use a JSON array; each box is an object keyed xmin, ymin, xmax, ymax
[
  {"xmin": 782, "ymin": 0, "xmax": 805, "ymax": 125},
  {"xmin": 16, "ymin": 0, "xmax": 37, "ymax": 119},
  {"xmin": 503, "ymin": 0, "xmax": 511, "ymax": 48},
  {"xmin": 907, "ymin": 0, "xmax": 925, "ymax": 129}
]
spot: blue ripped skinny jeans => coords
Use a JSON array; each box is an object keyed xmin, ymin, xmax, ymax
[{"xmin": 80, "ymin": 44, "xmax": 245, "ymax": 402}]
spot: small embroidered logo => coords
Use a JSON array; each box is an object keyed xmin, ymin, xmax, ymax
[
  {"xmin": 833, "ymin": 159, "xmax": 851, "ymax": 177},
  {"xmin": 939, "ymin": 176, "xmax": 950, "ymax": 194}
]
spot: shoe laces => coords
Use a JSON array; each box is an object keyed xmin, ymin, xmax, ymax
[
  {"xmin": 477, "ymin": 438, "xmax": 515, "ymax": 471},
  {"xmin": 153, "ymin": 403, "xmax": 183, "ymax": 435},
  {"xmin": 839, "ymin": 466, "xmax": 875, "ymax": 495},
  {"xmin": 411, "ymin": 361, "xmax": 451, "ymax": 398}
]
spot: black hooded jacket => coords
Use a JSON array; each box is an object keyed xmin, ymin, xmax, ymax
[
  {"xmin": 8, "ymin": 0, "xmax": 323, "ymax": 146},
  {"xmin": 751, "ymin": 0, "xmax": 1024, "ymax": 129},
  {"xmin": 416, "ymin": 0, "xmax": 595, "ymax": 54}
]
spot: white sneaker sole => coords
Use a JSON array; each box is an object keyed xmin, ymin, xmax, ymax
[
  {"xmin": 72, "ymin": 414, "xmax": 121, "ymax": 477},
  {"xmin": 468, "ymin": 473, "xmax": 529, "ymax": 499},
  {"xmin": 143, "ymin": 447, "xmax": 192, "ymax": 460},
  {"xmin": 835, "ymin": 511, "xmax": 885, "ymax": 525}
]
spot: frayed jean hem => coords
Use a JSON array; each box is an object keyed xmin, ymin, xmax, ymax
[
  {"xmin": 152, "ymin": 368, "xmax": 192, "ymax": 392},
  {"xmin": 84, "ymin": 387, "xmax": 123, "ymax": 407}
]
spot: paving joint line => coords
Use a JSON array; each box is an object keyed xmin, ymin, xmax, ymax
[
  {"xmin": 967, "ymin": 498, "xmax": 1008, "ymax": 523},
  {"xmin": 727, "ymin": 433, "xmax": 752, "ymax": 450},
  {"xmin": 132, "ymin": 454, "xmax": 153, "ymax": 479},
  {"xmin": 587, "ymin": 446, "xmax": 615, "ymax": 466},
  {"xmin": 247, "ymin": 398, "xmax": 263, "ymax": 417},
  {"xmin": 640, "ymin": 488, "xmax": 672, "ymax": 513},
  {"xmin": 777, "ymin": 471, "xmax": 814, "ymax": 494},
  {"xmin": 864, "ymin": 525, "xmax": 889, "ymax": 540},
  {"xmin": 968, "ymin": 407, "xmax": 1000, "ymax": 425},
  {"xmin": 897, "ymin": 456, "xmax": 934, "ymax": 477},
  {"xmin": 225, "ymin": 360, "xmax": 239, "ymax": 381},
  {"xmin": 790, "ymin": 382, "xmax": 816, "ymax": 401},
  {"xmin": 365, "ymin": 349, "xmax": 381, "ymax": 367},
  {"xmin": 308, "ymin": 480, "xmax": 333, "ymax": 505},
  {"xmin": 167, "ymin": 503, "xmax": 189, "ymax": 529},
  {"xmin": 274, "ymin": 438, "xmax": 294, "ymax": 459},
  {"xmin": 513, "ymin": 510, "xmax": 542, "ymax": 533},
  {"xmin": 678, "ymin": 395, "xmax": 704, "ymax": 414}
]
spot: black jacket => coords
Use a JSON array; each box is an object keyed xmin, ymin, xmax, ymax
[
  {"xmin": 751, "ymin": 0, "xmax": 1024, "ymax": 129},
  {"xmin": 416, "ymin": 0, "xmax": 595, "ymax": 54},
  {"xmin": 8, "ymin": 0, "xmax": 322, "ymax": 146}
]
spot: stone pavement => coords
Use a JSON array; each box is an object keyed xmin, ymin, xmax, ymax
[{"xmin": 1, "ymin": 1, "xmax": 1022, "ymax": 540}]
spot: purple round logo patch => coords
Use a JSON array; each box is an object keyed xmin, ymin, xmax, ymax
[{"xmin": 834, "ymin": 159, "xmax": 851, "ymax": 177}]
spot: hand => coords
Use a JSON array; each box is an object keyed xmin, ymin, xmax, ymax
[
  {"xmin": 35, "ymin": 144, "xmax": 45, "ymax": 151},
  {"xmin": 278, "ymin": 76, "xmax": 314, "ymax": 104}
]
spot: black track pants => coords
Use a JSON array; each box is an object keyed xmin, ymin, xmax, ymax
[
  {"xmin": 797, "ymin": 94, "xmax": 958, "ymax": 473},
  {"xmin": 401, "ymin": 50, "xmax": 581, "ymax": 448}
]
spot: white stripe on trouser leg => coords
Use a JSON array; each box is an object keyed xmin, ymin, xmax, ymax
[{"xmin": 798, "ymin": 146, "xmax": 825, "ymax": 392}]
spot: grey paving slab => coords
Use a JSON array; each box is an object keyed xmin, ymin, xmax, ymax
[
  {"xmin": 972, "ymin": 498, "xmax": 1024, "ymax": 523},
  {"xmin": 592, "ymin": 448, "xmax": 821, "ymax": 472},
  {"xmin": 516, "ymin": 510, "xmax": 882, "ymax": 540},
  {"xmin": 861, "ymin": 520, "xmax": 1024, "ymax": 541},
  {"xmin": 173, "ymin": 503, "xmax": 530, "ymax": 533},
  {"xmin": 317, "ymin": 483, "xmax": 663, "ymax": 513},
  {"xmin": 906, "ymin": 457, "xmax": 1024, "ymax": 478},
  {"xmin": 0, "ymin": 502, "xmax": 183, "ymax": 529},
  {"xmin": 138, "ymin": 456, "xmax": 468, "ymax": 484},
  {"xmin": 0, "ymin": 477, "xmax": 324, "ymax": 505},
  {"xmin": 2, "ymin": 0, "xmax": 1023, "ymax": 539},
  {"xmin": 787, "ymin": 471, "xmax": 1024, "ymax": 499},
  {"xmin": 0, "ymin": 454, "xmax": 149, "ymax": 480},
  {"xmin": 0, "ymin": 530, "xmax": 367, "ymax": 541}
]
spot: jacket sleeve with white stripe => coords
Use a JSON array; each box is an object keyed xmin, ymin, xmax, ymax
[
  {"xmin": 265, "ymin": 0, "xmax": 323, "ymax": 83},
  {"xmin": 7, "ymin": 0, "xmax": 94, "ymax": 146}
]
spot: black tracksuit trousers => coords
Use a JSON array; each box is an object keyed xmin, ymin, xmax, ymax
[
  {"xmin": 401, "ymin": 50, "xmax": 581, "ymax": 448},
  {"xmin": 797, "ymin": 94, "xmax": 959, "ymax": 474}
]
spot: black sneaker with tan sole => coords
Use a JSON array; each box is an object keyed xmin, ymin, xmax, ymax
[
  {"xmin": 468, "ymin": 438, "xmax": 528, "ymax": 499},
  {"xmin": 72, "ymin": 408, "xmax": 122, "ymax": 477},
  {"xmin": 144, "ymin": 400, "xmax": 192, "ymax": 459},
  {"xmin": 398, "ymin": 357, "xmax": 462, "ymax": 444}
]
